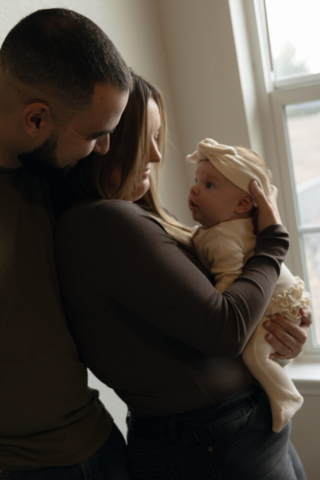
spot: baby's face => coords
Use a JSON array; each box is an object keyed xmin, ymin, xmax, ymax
[{"xmin": 188, "ymin": 160, "xmax": 246, "ymax": 228}]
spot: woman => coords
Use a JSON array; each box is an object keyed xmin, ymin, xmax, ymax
[{"xmin": 55, "ymin": 72, "xmax": 310, "ymax": 479}]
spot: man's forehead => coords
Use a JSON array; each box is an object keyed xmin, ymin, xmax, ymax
[{"xmin": 72, "ymin": 85, "xmax": 128, "ymax": 135}]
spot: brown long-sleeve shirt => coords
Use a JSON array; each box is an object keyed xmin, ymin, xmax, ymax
[
  {"xmin": 0, "ymin": 168, "xmax": 112, "ymax": 469},
  {"xmin": 55, "ymin": 199, "xmax": 289, "ymax": 417}
]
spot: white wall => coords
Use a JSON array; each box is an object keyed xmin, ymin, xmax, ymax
[
  {"xmin": 2, "ymin": 1, "xmax": 318, "ymax": 477},
  {"xmin": 157, "ymin": 0, "xmax": 251, "ymax": 188}
]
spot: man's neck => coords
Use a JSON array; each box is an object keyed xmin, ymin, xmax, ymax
[
  {"xmin": 0, "ymin": 71, "xmax": 24, "ymax": 169},
  {"xmin": 0, "ymin": 113, "xmax": 23, "ymax": 169},
  {"xmin": 0, "ymin": 140, "xmax": 22, "ymax": 168},
  {"xmin": 0, "ymin": 155, "xmax": 21, "ymax": 168}
]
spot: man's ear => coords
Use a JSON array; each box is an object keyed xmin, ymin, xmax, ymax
[
  {"xmin": 235, "ymin": 194, "xmax": 253, "ymax": 213},
  {"xmin": 22, "ymin": 103, "xmax": 54, "ymax": 138}
]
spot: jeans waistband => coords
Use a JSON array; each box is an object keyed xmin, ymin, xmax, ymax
[{"xmin": 127, "ymin": 385, "xmax": 264, "ymax": 440}]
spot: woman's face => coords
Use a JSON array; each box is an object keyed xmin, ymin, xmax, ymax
[{"xmin": 110, "ymin": 97, "xmax": 162, "ymax": 201}]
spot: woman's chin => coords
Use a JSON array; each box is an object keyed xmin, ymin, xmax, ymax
[{"xmin": 131, "ymin": 179, "xmax": 150, "ymax": 202}]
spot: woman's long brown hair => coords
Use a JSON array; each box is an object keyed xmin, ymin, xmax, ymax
[{"xmin": 55, "ymin": 71, "xmax": 192, "ymax": 248}]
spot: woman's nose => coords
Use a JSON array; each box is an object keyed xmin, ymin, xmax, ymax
[
  {"xmin": 149, "ymin": 140, "xmax": 162, "ymax": 164},
  {"xmin": 93, "ymin": 134, "xmax": 110, "ymax": 155}
]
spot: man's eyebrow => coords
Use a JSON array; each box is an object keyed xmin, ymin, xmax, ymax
[{"xmin": 86, "ymin": 127, "xmax": 116, "ymax": 140}]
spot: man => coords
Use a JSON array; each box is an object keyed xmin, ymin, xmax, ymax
[{"xmin": 0, "ymin": 8, "xmax": 131, "ymax": 479}]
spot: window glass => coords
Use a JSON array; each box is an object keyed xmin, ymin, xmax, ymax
[
  {"xmin": 285, "ymin": 100, "xmax": 320, "ymax": 344},
  {"xmin": 301, "ymin": 232, "xmax": 320, "ymax": 343},
  {"xmin": 265, "ymin": 0, "xmax": 320, "ymax": 80},
  {"xmin": 286, "ymin": 101, "xmax": 320, "ymax": 225}
]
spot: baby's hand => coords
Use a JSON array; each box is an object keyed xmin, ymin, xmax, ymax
[{"xmin": 249, "ymin": 181, "xmax": 282, "ymax": 233}]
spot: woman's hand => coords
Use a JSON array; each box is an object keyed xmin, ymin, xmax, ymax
[
  {"xmin": 249, "ymin": 181, "xmax": 282, "ymax": 234},
  {"xmin": 263, "ymin": 307, "xmax": 312, "ymax": 360}
]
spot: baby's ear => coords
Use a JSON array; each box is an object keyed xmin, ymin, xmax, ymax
[{"xmin": 235, "ymin": 194, "xmax": 253, "ymax": 213}]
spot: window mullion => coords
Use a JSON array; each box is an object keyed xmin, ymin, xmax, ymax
[
  {"xmin": 269, "ymin": 91, "xmax": 304, "ymax": 276},
  {"xmin": 299, "ymin": 226, "xmax": 320, "ymax": 235}
]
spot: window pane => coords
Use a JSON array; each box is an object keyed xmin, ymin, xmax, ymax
[
  {"xmin": 265, "ymin": 0, "xmax": 320, "ymax": 80},
  {"xmin": 285, "ymin": 101, "xmax": 320, "ymax": 344},
  {"xmin": 302, "ymin": 232, "xmax": 320, "ymax": 344},
  {"xmin": 285, "ymin": 101, "xmax": 320, "ymax": 227}
]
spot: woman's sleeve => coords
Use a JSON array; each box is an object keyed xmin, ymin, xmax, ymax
[{"xmin": 59, "ymin": 200, "xmax": 289, "ymax": 358}]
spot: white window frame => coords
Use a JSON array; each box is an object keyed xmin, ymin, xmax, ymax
[{"xmin": 240, "ymin": 0, "xmax": 320, "ymax": 359}]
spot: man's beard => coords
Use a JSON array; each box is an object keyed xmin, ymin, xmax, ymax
[{"xmin": 18, "ymin": 132, "xmax": 61, "ymax": 179}]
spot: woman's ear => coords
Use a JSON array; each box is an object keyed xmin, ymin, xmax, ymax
[
  {"xmin": 235, "ymin": 193, "xmax": 253, "ymax": 213},
  {"xmin": 21, "ymin": 103, "xmax": 53, "ymax": 139}
]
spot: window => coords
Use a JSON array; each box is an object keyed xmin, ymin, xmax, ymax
[
  {"xmin": 244, "ymin": 0, "xmax": 320, "ymax": 354},
  {"xmin": 265, "ymin": 0, "xmax": 320, "ymax": 82},
  {"xmin": 285, "ymin": 100, "xmax": 320, "ymax": 345}
]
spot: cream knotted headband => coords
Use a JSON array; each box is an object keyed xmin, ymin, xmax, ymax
[{"xmin": 186, "ymin": 138, "xmax": 272, "ymax": 198}]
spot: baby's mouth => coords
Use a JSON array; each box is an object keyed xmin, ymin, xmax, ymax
[{"xmin": 189, "ymin": 199, "xmax": 198, "ymax": 210}]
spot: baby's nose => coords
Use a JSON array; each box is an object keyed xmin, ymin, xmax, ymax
[{"xmin": 190, "ymin": 184, "xmax": 199, "ymax": 194}]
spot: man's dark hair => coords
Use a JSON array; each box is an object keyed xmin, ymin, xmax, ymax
[{"xmin": 0, "ymin": 8, "xmax": 132, "ymax": 109}]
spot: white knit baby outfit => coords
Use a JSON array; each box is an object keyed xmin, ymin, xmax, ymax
[{"xmin": 188, "ymin": 139, "xmax": 311, "ymax": 432}]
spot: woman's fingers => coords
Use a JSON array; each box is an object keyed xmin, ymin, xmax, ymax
[
  {"xmin": 249, "ymin": 182, "xmax": 282, "ymax": 233},
  {"xmin": 249, "ymin": 181, "xmax": 278, "ymax": 209},
  {"xmin": 299, "ymin": 307, "xmax": 312, "ymax": 328},
  {"xmin": 269, "ymin": 313, "xmax": 309, "ymax": 344},
  {"xmin": 263, "ymin": 313, "xmax": 308, "ymax": 360}
]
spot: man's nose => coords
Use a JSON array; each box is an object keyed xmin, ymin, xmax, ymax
[{"xmin": 93, "ymin": 134, "xmax": 110, "ymax": 155}]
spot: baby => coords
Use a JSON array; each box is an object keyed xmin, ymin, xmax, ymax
[{"xmin": 187, "ymin": 138, "xmax": 310, "ymax": 432}]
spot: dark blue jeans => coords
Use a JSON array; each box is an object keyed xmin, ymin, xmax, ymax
[
  {"xmin": 127, "ymin": 386, "xmax": 306, "ymax": 480},
  {"xmin": 0, "ymin": 423, "xmax": 129, "ymax": 480}
]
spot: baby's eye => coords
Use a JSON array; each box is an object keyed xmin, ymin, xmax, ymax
[
  {"xmin": 206, "ymin": 182, "xmax": 214, "ymax": 189},
  {"xmin": 194, "ymin": 178, "xmax": 198, "ymax": 184}
]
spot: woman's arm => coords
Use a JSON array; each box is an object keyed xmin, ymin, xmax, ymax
[
  {"xmin": 249, "ymin": 181, "xmax": 311, "ymax": 359},
  {"xmin": 56, "ymin": 196, "xmax": 288, "ymax": 358}
]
